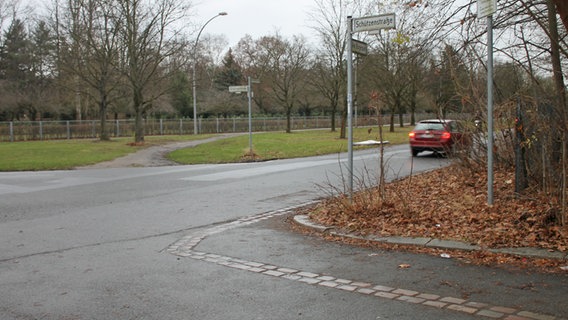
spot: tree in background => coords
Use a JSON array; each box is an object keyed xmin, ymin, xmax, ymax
[
  {"xmin": 308, "ymin": 0, "xmax": 356, "ymax": 135},
  {"xmin": 234, "ymin": 34, "xmax": 275, "ymax": 115},
  {"xmin": 234, "ymin": 32, "xmax": 312, "ymax": 128},
  {"xmin": 53, "ymin": 0, "xmax": 124, "ymax": 140},
  {"xmin": 214, "ymin": 49, "xmax": 243, "ymax": 90},
  {"xmin": 0, "ymin": 18, "xmax": 31, "ymax": 120},
  {"xmin": 28, "ymin": 20, "xmax": 58, "ymax": 120},
  {"xmin": 259, "ymin": 34, "xmax": 311, "ymax": 133},
  {"xmin": 170, "ymin": 70, "xmax": 192, "ymax": 118},
  {"xmin": 115, "ymin": 0, "xmax": 191, "ymax": 143}
]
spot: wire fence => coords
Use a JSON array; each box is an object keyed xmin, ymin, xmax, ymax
[{"xmin": 0, "ymin": 114, "xmax": 468, "ymax": 142}]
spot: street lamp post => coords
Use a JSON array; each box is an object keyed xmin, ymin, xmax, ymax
[{"xmin": 192, "ymin": 12, "xmax": 227, "ymax": 135}]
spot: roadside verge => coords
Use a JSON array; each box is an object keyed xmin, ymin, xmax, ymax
[{"xmin": 293, "ymin": 215, "xmax": 568, "ymax": 261}]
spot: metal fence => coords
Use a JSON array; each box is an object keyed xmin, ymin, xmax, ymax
[{"xmin": 0, "ymin": 114, "xmax": 466, "ymax": 142}]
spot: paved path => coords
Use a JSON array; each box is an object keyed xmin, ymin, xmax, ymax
[{"xmin": 77, "ymin": 133, "xmax": 245, "ymax": 169}]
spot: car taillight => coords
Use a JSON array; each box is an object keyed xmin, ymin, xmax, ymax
[
  {"xmin": 409, "ymin": 132, "xmax": 416, "ymax": 139},
  {"xmin": 441, "ymin": 131, "xmax": 451, "ymax": 140}
]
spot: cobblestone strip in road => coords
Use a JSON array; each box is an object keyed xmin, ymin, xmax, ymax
[{"xmin": 167, "ymin": 206, "xmax": 564, "ymax": 320}]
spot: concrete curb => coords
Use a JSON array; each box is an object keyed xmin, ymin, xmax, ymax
[{"xmin": 293, "ymin": 215, "xmax": 568, "ymax": 261}]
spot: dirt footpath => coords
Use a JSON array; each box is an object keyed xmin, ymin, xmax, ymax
[{"xmin": 77, "ymin": 133, "xmax": 245, "ymax": 169}]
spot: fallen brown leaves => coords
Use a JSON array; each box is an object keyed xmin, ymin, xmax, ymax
[{"xmin": 305, "ymin": 164, "xmax": 568, "ymax": 273}]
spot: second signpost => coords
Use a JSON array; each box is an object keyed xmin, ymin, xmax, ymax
[{"xmin": 229, "ymin": 77, "xmax": 260, "ymax": 157}]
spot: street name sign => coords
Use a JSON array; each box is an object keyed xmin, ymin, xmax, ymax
[
  {"xmin": 477, "ymin": 0, "xmax": 497, "ymax": 18},
  {"xmin": 353, "ymin": 13, "xmax": 396, "ymax": 33},
  {"xmin": 352, "ymin": 39, "xmax": 368, "ymax": 56},
  {"xmin": 229, "ymin": 85, "xmax": 248, "ymax": 93}
]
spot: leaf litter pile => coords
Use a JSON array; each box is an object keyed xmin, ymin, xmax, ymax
[{"xmin": 305, "ymin": 164, "xmax": 568, "ymax": 273}]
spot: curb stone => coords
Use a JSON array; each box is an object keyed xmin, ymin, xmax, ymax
[{"xmin": 293, "ymin": 215, "xmax": 567, "ymax": 261}]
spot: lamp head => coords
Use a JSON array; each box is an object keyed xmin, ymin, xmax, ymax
[{"xmin": 219, "ymin": 12, "xmax": 228, "ymax": 16}]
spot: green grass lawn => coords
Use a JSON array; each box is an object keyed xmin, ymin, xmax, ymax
[
  {"xmin": 0, "ymin": 127, "xmax": 411, "ymax": 171},
  {"xmin": 0, "ymin": 135, "xmax": 215, "ymax": 171},
  {"xmin": 168, "ymin": 127, "xmax": 412, "ymax": 164}
]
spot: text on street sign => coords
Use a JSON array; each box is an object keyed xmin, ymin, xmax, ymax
[
  {"xmin": 229, "ymin": 85, "xmax": 248, "ymax": 93},
  {"xmin": 353, "ymin": 14, "xmax": 396, "ymax": 33},
  {"xmin": 351, "ymin": 39, "xmax": 368, "ymax": 56}
]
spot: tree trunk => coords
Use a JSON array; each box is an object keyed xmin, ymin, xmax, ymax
[
  {"xmin": 330, "ymin": 95, "xmax": 338, "ymax": 132},
  {"xmin": 548, "ymin": 0, "xmax": 567, "ymax": 162},
  {"xmin": 553, "ymin": 0, "xmax": 568, "ymax": 32},
  {"xmin": 99, "ymin": 101, "xmax": 109, "ymax": 141},
  {"xmin": 410, "ymin": 99, "xmax": 416, "ymax": 126},
  {"xmin": 549, "ymin": 0, "xmax": 568, "ymax": 225},
  {"xmin": 286, "ymin": 108, "xmax": 292, "ymax": 133},
  {"xmin": 330, "ymin": 111, "xmax": 336, "ymax": 132},
  {"xmin": 133, "ymin": 89, "xmax": 145, "ymax": 143},
  {"xmin": 548, "ymin": 0, "xmax": 567, "ymax": 114},
  {"xmin": 134, "ymin": 111, "xmax": 144, "ymax": 143}
]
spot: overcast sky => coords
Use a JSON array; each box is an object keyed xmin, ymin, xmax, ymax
[
  {"xmin": 24, "ymin": 0, "xmax": 317, "ymax": 49},
  {"xmin": 195, "ymin": 0, "xmax": 316, "ymax": 48}
]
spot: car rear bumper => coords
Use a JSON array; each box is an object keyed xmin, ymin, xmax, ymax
[{"xmin": 410, "ymin": 141, "xmax": 452, "ymax": 152}]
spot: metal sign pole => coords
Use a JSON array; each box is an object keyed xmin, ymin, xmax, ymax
[
  {"xmin": 478, "ymin": 0, "xmax": 496, "ymax": 205},
  {"xmin": 248, "ymin": 76, "xmax": 253, "ymax": 156},
  {"xmin": 487, "ymin": 15, "xmax": 494, "ymax": 205},
  {"xmin": 347, "ymin": 16, "xmax": 354, "ymax": 199},
  {"xmin": 345, "ymin": 12, "xmax": 394, "ymax": 200}
]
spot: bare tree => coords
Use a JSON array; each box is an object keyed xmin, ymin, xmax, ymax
[
  {"xmin": 553, "ymin": 0, "xmax": 568, "ymax": 31},
  {"xmin": 308, "ymin": 0, "xmax": 353, "ymax": 135},
  {"xmin": 52, "ymin": 0, "xmax": 124, "ymax": 140},
  {"xmin": 234, "ymin": 34, "xmax": 275, "ymax": 114},
  {"xmin": 28, "ymin": 20, "xmax": 58, "ymax": 120},
  {"xmin": 430, "ymin": 0, "xmax": 568, "ymax": 224},
  {"xmin": 115, "ymin": 0, "xmax": 190, "ymax": 143},
  {"xmin": 250, "ymin": 34, "xmax": 311, "ymax": 133},
  {"xmin": 308, "ymin": 0, "xmax": 377, "ymax": 138}
]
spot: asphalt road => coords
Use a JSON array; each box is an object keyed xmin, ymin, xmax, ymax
[{"xmin": 0, "ymin": 144, "xmax": 566, "ymax": 320}]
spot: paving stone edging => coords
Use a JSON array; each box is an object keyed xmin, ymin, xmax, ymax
[
  {"xmin": 293, "ymin": 215, "xmax": 568, "ymax": 261},
  {"xmin": 166, "ymin": 206, "xmax": 567, "ymax": 320}
]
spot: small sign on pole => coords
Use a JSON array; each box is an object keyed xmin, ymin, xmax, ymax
[
  {"xmin": 351, "ymin": 39, "xmax": 368, "ymax": 56},
  {"xmin": 229, "ymin": 85, "xmax": 248, "ymax": 93},
  {"xmin": 477, "ymin": 0, "xmax": 497, "ymax": 18}
]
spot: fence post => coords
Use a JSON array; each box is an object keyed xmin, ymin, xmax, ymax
[
  {"xmin": 40, "ymin": 121, "xmax": 43, "ymax": 140},
  {"xmin": 179, "ymin": 119, "xmax": 183, "ymax": 135},
  {"xmin": 116, "ymin": 120, "xmax": 120, "ymax": 137},
  {"xmin": 9, "ymin": 121, "xmax": 14, "ymax": 142},
  {"xmin": 160, "ymin": 119, "xmax": 163, "ymax": 135},
  {"xmin": 66, "ymin": 121, "xmax": 71, "ymax": 139}
]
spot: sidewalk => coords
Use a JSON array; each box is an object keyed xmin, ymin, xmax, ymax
[{"xmin": 293, "ymin": 215, "xmax": 568, "ymax": 261}]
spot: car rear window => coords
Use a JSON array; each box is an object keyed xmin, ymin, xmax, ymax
[{"xmin": 414, "ymin": 123, "xmax": 445, "ymax": 131}]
